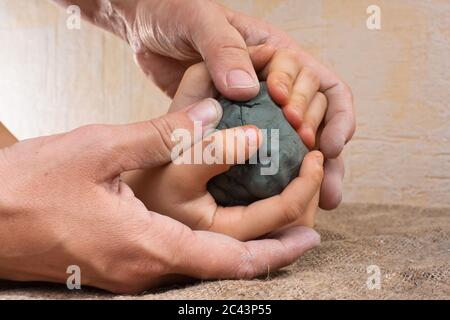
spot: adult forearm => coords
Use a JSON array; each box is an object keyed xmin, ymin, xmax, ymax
[{"xmin": 51, "ymin": 0, "xmax": 140, "ymax": 43}]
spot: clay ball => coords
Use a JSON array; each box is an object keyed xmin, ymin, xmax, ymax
[{"xmin": 207, "ymin": 82, "xmax": 308, "ymax": 206}]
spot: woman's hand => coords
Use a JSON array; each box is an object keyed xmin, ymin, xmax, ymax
[{"xmin": 0, "ymin": 101, "xmax": 320, "ymax": 294}]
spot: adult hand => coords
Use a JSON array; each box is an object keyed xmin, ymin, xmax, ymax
[
  {"xmin": 132, "ymin": 1, "xmax": 355, "ymax": 210},
  {"xmin": 0, "ymin": 100, "xmax": 320, "ymax": 294},
  {"xmin": 52, "ymin": 0, "xmax": 355, "ymax": 210}
]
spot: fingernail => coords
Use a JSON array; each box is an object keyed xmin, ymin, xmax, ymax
[
  {"xmin": 187, "ymin": 98, "xmax": 222, "ymax": 127},
  {"xmin": 226, "ymin": 69, "xmax": 258, "ymax": 89}
]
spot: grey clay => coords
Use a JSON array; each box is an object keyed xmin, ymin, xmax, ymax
[{"xmin": 207, "ymin": 82, "xmax": 308, "ymax": 206}]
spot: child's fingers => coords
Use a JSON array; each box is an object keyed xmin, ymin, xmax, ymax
[
  {"xmin": 248, "ymin": 45, "xmax": 277, "ymax": 73},
  {"xmin": 283, "ymin": 66, "xmax": 321, "ymax": 130},
  {"xmin": 209, "ymin": 151, "xmax": 324, "ymax": 241},
  {"xmin": 262, "ymin": 48, "xmax": 303, "ymax": 106},
  {"xmin": 171, "ymin": 46, "xmax": 277, "ymax": 113},
  {"xmin": 170, "ymin": 63, "xmax": 217, "ymax": 112},
  {"xmin": 299, "ymin": 92, "xmax": 328, "ymax": 149},
  {"xmin": 170, "ymin": 126, "xmax": 262, "ymax": 184}
]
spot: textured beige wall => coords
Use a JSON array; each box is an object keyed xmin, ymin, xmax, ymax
[{"xmin": 0, "ymin": 0, "xmax": 449, "ymax": 208}]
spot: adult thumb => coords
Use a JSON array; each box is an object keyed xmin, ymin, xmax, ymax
[
  {"xmin": 192, "ymin": 11, "xmax": 260, "ymax": 101},
  {"xmin": 91, "ymin": 98, "xmax": 223, "ymax": 178}
]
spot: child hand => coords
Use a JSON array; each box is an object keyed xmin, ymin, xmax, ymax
[
  {"xmin": 171, "ymin": 46, "xmax": 328, "ymax": 150},
  {"xmin": 125, "ymin": 124, "xmax": 323, "ymax": 241},
  {"xmin": 125, "ymin": 47, "xmax": 327, "ymax": 241}
]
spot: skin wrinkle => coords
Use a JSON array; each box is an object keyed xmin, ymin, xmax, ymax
[
  {"xmin": 234, "ymin": 242, "xmax": 258, "ymax": 279},
  {"xmin": 134, "ymin": 0, "xmax": 198, "ymax": 60},
  {"xmin": 96, "ymin": 3, "xmax": 124, "ymax": 38},
  {"xmin": 227, "ymin": 11, "xmax": 270, "ymax": 47},
  {"xmin": 195, "ymin": 200, "xmax": 218, "ymax": 231}
]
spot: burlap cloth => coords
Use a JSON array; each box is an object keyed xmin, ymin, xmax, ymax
[{"xmin": 1, "ymin": 203, "xmax": 448, "ymax": 300}]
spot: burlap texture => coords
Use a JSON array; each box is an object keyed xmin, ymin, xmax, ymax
[{"xmin": 1, "ymin": 203, "xmax": 449, "ymax": 300}]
